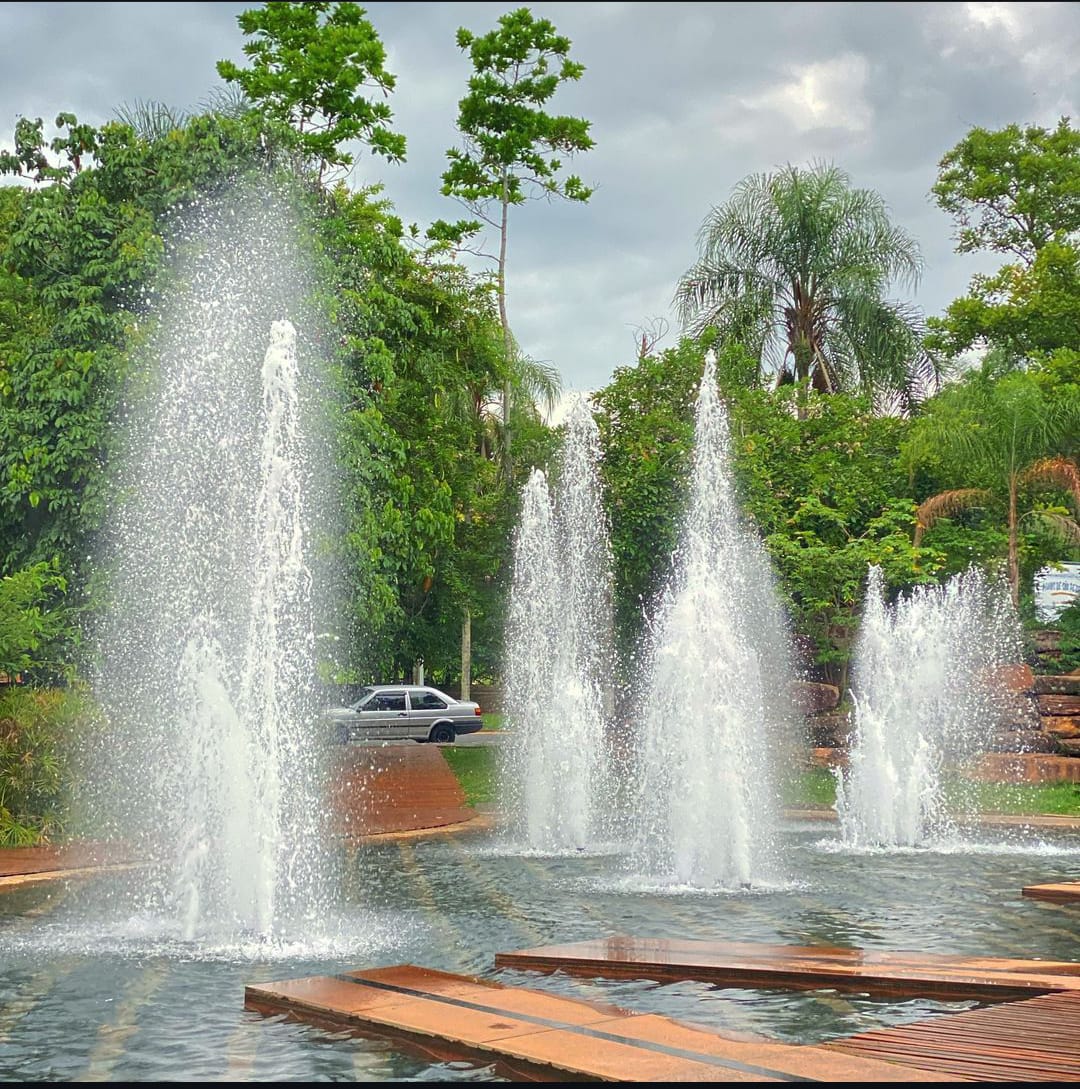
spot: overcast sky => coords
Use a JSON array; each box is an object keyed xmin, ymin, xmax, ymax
[{"xmin": 3, "ymin": 2, "xmax": 1079, "ymax": 406}]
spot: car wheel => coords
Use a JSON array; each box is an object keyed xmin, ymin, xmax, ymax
[{"xmin": 429, "ymin": 723, "xmax": 455, "ymax": 744}]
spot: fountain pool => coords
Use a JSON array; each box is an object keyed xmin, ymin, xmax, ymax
[{"xmin": 1, "ymin": 819, "xmax": 1078, "ymax": 1080}]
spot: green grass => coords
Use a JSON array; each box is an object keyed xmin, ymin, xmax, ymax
[
  {"xmin": 441, "ymin": 750, "xmax": 1080, "ymax": 817},
  {"xmin": 441, "ymin": 745, "xmax": 498, "ymax": 806},
  {"xmin": 961, "ymin": 780, "xmax": 1080, "ymax": 815},
  {"xmin": 783, "ymin": 766, "xmax": 1080, "ymax": 816},
  {"xmin": 784, "ymin": 767, "xmax": 838, "ymax": 808},
  {"xmin": 481, "ymin": 712, "xmax": 504, "ymax": 732}
]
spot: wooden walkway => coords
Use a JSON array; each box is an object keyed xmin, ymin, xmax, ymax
[
  {"xmin": 245, "ymin": 964, "xmax": 945, "ymax": 1082},
  {"xmin": 1023, "ymin": 881, "xmax": 1080, "ymax": 904},
  {"xmin": 0, "ymin": 842, "xmax": 139, "ymax": 888},
  {"xmin": 493, "ymin": 936, "xmax": 1080, "ymax": 1001},
  {"xmin": 826, "ymin": 990, "xmax": 1080, "ymax": 1081}
]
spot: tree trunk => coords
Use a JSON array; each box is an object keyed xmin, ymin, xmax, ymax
[
  {"xmin": 791, "ymin": 337, "xmax": 812, "ymax": 421},
  {"xmin": 461, "ymin": 607, "xmax": 472, "ymax": 701},
  {"xmin": 498, "ymin": 175, "xmax": 513, "ymax": 478},
  {"xmin": 498, "ymin": 174, "xmax": 513, "ymax": 476},
  {"xmin": 1008, "ymin": 470, "xmax": 1020, "ymax": 607}
]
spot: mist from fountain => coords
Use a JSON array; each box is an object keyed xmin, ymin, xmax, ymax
[
  {"xmin": 502, "ymin": 399, "xmax": 616, "ymax": 853},
  {"xmin": 836, "ymin": 564, "xmax": 1023, "ymax": 848},
  {"xmin": 89, "ymin": 190, "xmax": 338, "ymax": 947},
  {"xmin": 630, "ymin": 352, "xmax": 795, "ymax": 889}
]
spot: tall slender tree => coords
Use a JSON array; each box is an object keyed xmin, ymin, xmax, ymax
[
  {"xmin": 430, "ymin": 6, "xmax": 593, "ymax": 472},
  {"xmin": 675, "ymin": 162, "xmax": 936, "ymax": 410}
]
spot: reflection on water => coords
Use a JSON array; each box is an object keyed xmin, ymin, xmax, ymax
[{"xmin": 1, "ymin": 823, "xmax": 1079, "ymax": 1081}]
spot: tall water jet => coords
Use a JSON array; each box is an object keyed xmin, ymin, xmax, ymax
[
  {"xmin": 631, "ymin": 352, "xmax": 794, "ymax": 889},
  {"xmin": 90, "ymin": 190, "xmax": 335, "ymax": 944},
  {"xmin": 836, "ymin": 564, "xmax": 1022, "ymax": 848},
  {"xmin": 503, "ymin": 399, "xmax": 616, "ymax": 851}
]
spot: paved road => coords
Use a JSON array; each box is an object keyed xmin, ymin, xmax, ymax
[{"xmin": 452, "ymin": 729, "xmax": 503, "ymax": 747}]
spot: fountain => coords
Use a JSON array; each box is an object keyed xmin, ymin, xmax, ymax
[
  {"xmin": 502, "ymin": 399, "xmax": 616, "ymax": 852},
  {"xmin": 87, "ymin": 189, "xmax": 338, "ymax": 945},
  {"xmin": 836, "ymin": 564, "xmax": 1023, "ymax": 848},
  {"xmin": 630, "ymin": 351, "xmax": 795, "ymax": 889}
]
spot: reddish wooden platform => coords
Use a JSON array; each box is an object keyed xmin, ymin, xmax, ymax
[
  {"xmin": 1022, "ymin": 881, "xmax": 1080, "ymax": 904},
  {"xmin": 826, "ymin": 989, "xmax": 1080, "ymax": 1081},
  {"xmin": 493, "ymin": 937, "xmax": 1080, "ymax": 1001},
  {"xmin": 0, "ymin": 842, "xmax": 136, "ymax": 884},
  {"xmin": 328, "ymin": 743, "xmax": 481, "ymax": 839},
  {"xmin": 245, "ymin": 963, "xmax": 945, "ymax": 1082}
]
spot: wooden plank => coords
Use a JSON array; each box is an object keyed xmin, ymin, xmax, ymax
[
  {"xmin": 245, "ymin": 964, "xmax": 949, "ymax": 1082},
  {"xmin": 493, "ymin": 937, "xmax": 1080, "ymax": 1000},
  {"xmin": 0, "ymin": 842, "xmax": 135, "ymax": 878},
  {"xmin": 827, "ymin": 991, "xmax": 1080, "ymax": 1081},
  {"xmin": 1022, "ymin": 881, "xmax": 1080, "ymax": 904}
]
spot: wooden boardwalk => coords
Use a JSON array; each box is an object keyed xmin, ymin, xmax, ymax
[
  {"xmin": 245, "ymin": 964, "xmax": 945, "ymax": 1082},
  {"xmin": 0, "ymin": 842, "xmax": 140, "ymax": 889},
  {"xmin": 1022, "ymin": 881, "xmax": 1080, "ymax": 904},
  {"xmin": 493, "ymin": 936, "xmax": 1080, "ymax": 1001},
  {"xmin": 826, "ymin": 990, "xmax": 1080, "ymax": 1081}
]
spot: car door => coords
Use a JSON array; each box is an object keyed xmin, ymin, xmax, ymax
[
  {"xmin": 407, "ymin": 688, "xmax": 450, "ymax": 739},
  {"xmin": 357, "ymin": 690, "xmax": 408, "ymax": 740}
]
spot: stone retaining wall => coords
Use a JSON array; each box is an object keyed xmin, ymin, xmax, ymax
[{"xmin": 802, "ymin": 665, "xmax": 1080, "ymax": 781}]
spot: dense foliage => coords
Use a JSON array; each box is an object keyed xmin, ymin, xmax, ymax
[{"xmin": 0, "ymin": 3, "xmax": 1078, "ymax": 841}]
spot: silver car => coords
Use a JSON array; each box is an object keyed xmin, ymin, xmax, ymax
[{"xmin": 327, "ymin": 684, "xmax": 484, "ymax": 744}]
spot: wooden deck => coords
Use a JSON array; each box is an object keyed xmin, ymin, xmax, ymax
[
  {"xmin": 245, "ymin": 964, "xmax": 946, "ymax": 1082},
  {"xmin": 0, "ymin": 842, "xmax": 140, "ymax": 889},
  {"xmin": 493, "ymin": 936, "xmax": 1080, "ymax": 1001},
  {"xmin": 1022, "ymin": 881, "xmax": 1080, "ymax": 904},
  {"xmin": 826, "ymin": 990, "xmax": 1080, "ymax": 1081}
]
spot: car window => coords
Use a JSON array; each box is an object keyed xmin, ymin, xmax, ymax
[
  {"xmin": 411, "ymin": 691, "xmax": 448, "ymax": 711},
  {"xmin": 369, "ymin": 691, "xmax": 407, "ymax": 712},
  {"xmin": 350, "ymin": 686, "xmax": 374, "ymax": 709}
]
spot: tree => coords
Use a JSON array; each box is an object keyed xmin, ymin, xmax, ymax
[
  {"xmin": 0, "ymin": 560, "xmax": 72, "ymax": 681},
  {"xmin": 591, "ymin": 338, "xmax": 704, "ymax": 660},
  {"xmin": 592, "ymin": 336, "xmax": 936, "ymax": 688},
  {"xmin": 927, "ymin": 241, "xmax": 1080, "ymax": 364},
  {"xmin": 0, "ymin": 110, "xmax": 284, "ymax": 580},
  {"xmin": 675, "ymin": 162, "xmax": 936, "ymax": 410},
  {"xmin": 430, "ymin": 6, "xmax": 593, "ymax": 469},
  {"xmin": 906, "ymin": 362, "xmax": 1080, "ymax": 606},
  {"xmin": 929, "ymin": 118, "xmax": 1080, "ymax": 366},
  {"xmin": 217, "ymin": 1, "xmax": 406, "ymax": 179},
  {"xmin": 932, "ymin": 117, "xmax": 1080, "ymax": 265},
  {"xmin": 314, "ymin": 183, "xmax": 559, "ymax": 690},
  {"xmin": 734, "ymin": 390, "xmax": 936, "ymax": 691}
]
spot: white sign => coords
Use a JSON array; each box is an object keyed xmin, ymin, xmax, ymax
[{"xmin": 1034, "ymin": 562, "xmax": 1080, "ymax": 622}]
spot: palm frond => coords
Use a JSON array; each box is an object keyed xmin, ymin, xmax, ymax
[
  {"xmin": 513, "ymin": 353, "xmax": 561, "ymax": 418},
  {"xmin": 197, "ymin": 85, "xmax": 253, "ymax": 120},
  {"xmin": 914, "ymin": 488, "xmax": 991, "ymax": 546},
  {"xmin": 1025, "ymin": 456, "xmax": 1080, "ymax": 512},
  {"xmin": 675, "ymin": 161, "xmax": 927, "ymax": 401},
  {"xmin": 113, "ymin": 99, "xmax": 190, "ymax": 141},
  {"xmin": 1022, "ymin": 509, "xmax": 1080, "ymax": 547}
]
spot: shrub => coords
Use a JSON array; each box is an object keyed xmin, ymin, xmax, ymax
[{"xmin": 0, "ymin": 684, "xmax": 103, "ymax": 845}]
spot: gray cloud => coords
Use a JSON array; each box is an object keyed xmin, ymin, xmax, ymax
[{"xmin": 2, "ymin": 1, "xmax": 1078, "ymax": 397}]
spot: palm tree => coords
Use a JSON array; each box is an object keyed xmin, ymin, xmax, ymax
[
  {"xmin": 908, "ymin": 364, "xmax": 1080, "ymax": 604},
  {"xmin": 675, "ymin": 162, "xmax": 937, "ymax": 410}
]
